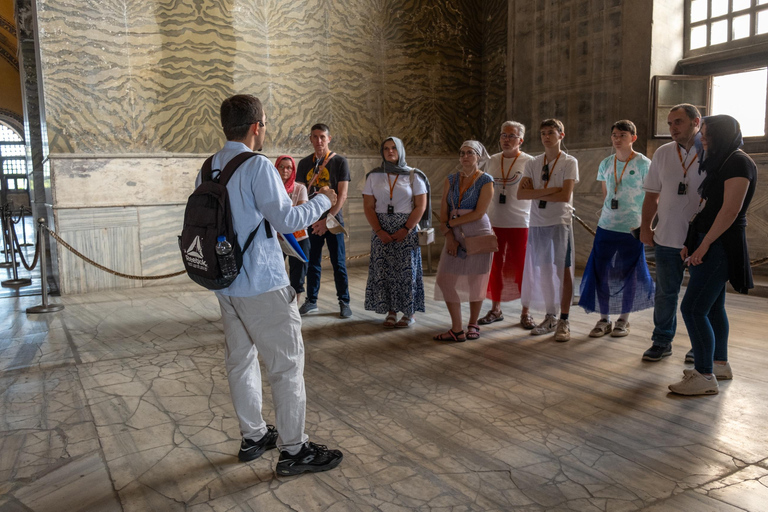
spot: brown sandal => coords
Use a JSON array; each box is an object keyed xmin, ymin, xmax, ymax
[
  {"xmin": 466, "ymin": 324, "xmax": 480, "ymax": 340},
  {"xmin": 478, "ymin": 310, "xmax": 504, "ymax": 325},
  {"xmin": 520, "ymin": 314, "xmax": 536, "ymax": 330},
  {"xmin": 433, "ymin": 329, "xmax": 466, "ymax": 342}
]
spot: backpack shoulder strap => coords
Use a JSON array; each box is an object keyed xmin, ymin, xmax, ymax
[
  {"xmin": 200, "ymin": 155, "xmax": 215, "ymax": 182},
  {"xmin": 240, "ymin": 219, "xmax": 273, "ymax": 255},
  {"xmin": 218, "ymin": 152, "xmax": 259, "ymax": 186}
]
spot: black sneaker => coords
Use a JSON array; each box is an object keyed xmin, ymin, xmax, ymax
[
  {"xmin": 299, "ymin": 300, "xmax": 318, "ymax": 316},
  {"xmin": 642, "ymin": 345, "xmax": 672, "ymax": 362},
  {"xmin": 685, "ymin": 349, "xmax": 695, "ymax": 364},
  {"xmin": 339, "ymin": 301, "xmax": 352, "ymax": 318},
  {"xmin": 275, "ymin": 442, "xmax": 343, "ymax": 476},
  {"xmin": 238, "ymin": 425, "xmax": 278, "ymax": 462}
]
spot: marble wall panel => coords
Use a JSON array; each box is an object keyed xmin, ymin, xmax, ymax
[
  {"xmin": 55, "ymin": 207, "xmax": 143, "ymax": 294},
  {"xmin": 51, "ymin": 156, "xmax": 204, "ymax": 208},
  {"xmin": 137, "ymin": 205, "xmax": 189, "ymax": 287},
  {"xmin": 35, "ymin": 0, "xmax": 504, "ymax": 156}
]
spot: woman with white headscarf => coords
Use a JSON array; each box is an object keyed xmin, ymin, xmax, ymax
[
  {"xmin": 363, "ymin": 137, "xmax": 430, "ymax": 327},
  {"xmin": 433, "ymin": 140, "xmax": 495, "ymax": 342}
]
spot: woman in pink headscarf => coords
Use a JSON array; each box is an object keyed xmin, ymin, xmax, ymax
[{"xmin": 276, "ymin": 155, "xmax": 310, "ymax": 303}]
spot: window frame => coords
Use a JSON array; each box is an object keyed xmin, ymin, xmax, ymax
[
  {"xmin": 0, "ymin": 123, "xmax": 29, "ymax": 207},
  {"xmin": 685, "ymin": 0, "xmax": 768, "ymax": 57}
]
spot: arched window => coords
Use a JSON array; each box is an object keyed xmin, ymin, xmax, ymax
[{"xmin": 0, "ymin": 123, "xmax": 28, "ymax": 207}]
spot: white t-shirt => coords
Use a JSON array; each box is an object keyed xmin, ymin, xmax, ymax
[
  {"xmin": 289, "ymin": 182, "xmax": 308, "ymax": 207},
  {"xmin": 644, "ymin": 141, "xmax": 705, "ymax": 248},
  {"xmin": 486, "ymin": 151, "xmax": 533, "ymax": 228},
  {"xmin": 523, "ymin": 152, "xmax": 579, "ymax": 227},
  {"xmin": 362, "ymin": 172, "xmax": 428, "ymax": 214}
]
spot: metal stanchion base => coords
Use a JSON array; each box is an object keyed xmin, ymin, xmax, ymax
[
  {"xmin": 26, "ymin": 304, "xmax": 64, "ymax": 314},
  {"xmin": 0, "ymin": 261, "xmax": 20, "ymax": 268},
  {"xmin": 2, "ymin": 278, "xmax": 32, "ymax": 287}
]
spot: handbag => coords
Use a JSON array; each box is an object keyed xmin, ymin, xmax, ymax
[{"xmin": 463, "ymin": 233, "xmax": 498, "ymax": 255}]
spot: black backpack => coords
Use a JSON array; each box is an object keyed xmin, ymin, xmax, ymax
[{"xmin": 179, "ymin": 152, "xmax": 272, "ymax": 290}]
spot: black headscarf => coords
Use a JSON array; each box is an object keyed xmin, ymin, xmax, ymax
[{"xmin": 697, "ymin": 115, "xmax": 743, "ymax": 198}]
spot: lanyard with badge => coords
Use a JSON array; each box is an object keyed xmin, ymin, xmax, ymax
[
  {"xmin": 610, "ymin": 151, "xmax": 635, "ymax": 209},
  {"xmin": 307, "ymin": 151, "xmax": 335, "ymax": 196},
  {"xmin": 450, "ymin": 171, "xmax": 481, "ymax": 218},
  {"xmin": 498, "ymin": 153, "xmax": 520, "ymax": 204},
  {"xmin": 538, "ymin": 151, "xmax": 561, "ymax": 209},
  {"xmin": 676, "ymin": 145, "xmax": 697, "ymax": 195},
  {"xmin": 386, "ymin": 173, "xmax": 399, "ymax": 214}
]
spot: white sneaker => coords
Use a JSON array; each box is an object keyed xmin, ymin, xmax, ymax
[
  {"xmin": 713, "ymin": 362, "xmax": 733, "ymax": 380},
  {"xmin": 611, "ymin": 319, "xmax": 630, "ymax": 337},
  {"xmin": 531, "ymin": 314, "xmax": 557, "ymax": 335},
  {"xmin": 589, "ymin": 319, "xmax": 612, "ymax": 337},
  {"xmin": 554, "ymin": 319, "xmax": 570, "ymax": 342},
  {"xmin": 668, "ymin": 369, "xmax": 719, "ymax": 395}
]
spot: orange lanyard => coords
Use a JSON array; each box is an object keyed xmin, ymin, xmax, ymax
[
  {"xmin": 676, "ymin": 145, "xmax": 697, "ymax": 178},
  {"xmin": 308, "ymin": 151, "xmax": 334, "ymax": 188},
  {"xmin": 500, "ymin": 153, "xmax": 520, "ymax": 188},
  {"xmin": 386, "ymin": 173, "xmax": 400, "ymax": 202},
  {"xmin": 457, "ymin": 171, "xmax": 480, "ymax": 208},
  {"xmin": 612, "ymin": 151, "xmax": 635, "ymax": 195},
  {"xmin": 542, "ymin": 151, "xmax": 561, "ymax": 189}
]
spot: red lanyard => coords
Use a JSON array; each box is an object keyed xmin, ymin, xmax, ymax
[
  {"xmin": 676, "ymin": 145, "xmax": 697, "ymax": 178},
  {"xmin": 613, "ymin": 151, "xmax": 635, "ymax": 195},
  {"xmin": 542, "ymin": 151, "xmax": 561, "ymax": 189},
  {"xmin": 387, "ymin": 174, "xmax": 400, "ymax": 201}
]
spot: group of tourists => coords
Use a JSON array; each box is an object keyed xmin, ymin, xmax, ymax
[
  {"xmin": 274, "ymin": 103, "xmax": 756, "ymax": 398},
  {"xmin": 200, "ymin": 94, "xmax": 756, "ymax": 479}
]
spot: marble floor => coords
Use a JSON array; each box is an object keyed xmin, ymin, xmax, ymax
[{"xmin": 2, "ymin": 266, "xmax": 768, "ymax": 512}]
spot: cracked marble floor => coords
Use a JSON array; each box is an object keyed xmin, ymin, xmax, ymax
[{"xmin": 2, "ymin": 267, "xmax": 768, "ymax": 511}]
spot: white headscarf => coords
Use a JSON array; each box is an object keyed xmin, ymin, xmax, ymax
[{"xmin": 460, "ymin": 140, "xmax": 491, "ymax": 171}]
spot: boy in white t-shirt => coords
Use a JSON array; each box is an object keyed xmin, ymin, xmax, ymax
[
  {"xmin": 578, "ymin": 120, "xmax": 655, "ymax": 338},
  {"xmin": 517, "ymin": 119, "xmax": 579, "ymax": 342}
]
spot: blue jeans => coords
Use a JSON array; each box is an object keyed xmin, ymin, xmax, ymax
[
  {"xmin": 651, "ymin": 244, "xmax": 686, "ymax": 348},
  {"xmin": 306, "ymin": 229, "xmax": 350, "ymax": 304},
  {"xmin": 680, "ymin": 236, "xmax": 729, "ymax": 375}
]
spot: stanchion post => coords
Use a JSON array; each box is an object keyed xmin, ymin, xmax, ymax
[
  {"xmin": 1, "ymin": 208, "xmax": 31, "ymax": 287},
  {"xmin": 20, "ymin": 207, "xmax": 33, "ymax": 247},
  {"xmin": 0, "ymin": 206, "xmax": 17, "ymax": 266},
  {"xmin": 26, "ymin": 218, "xmax": 64, "ymax": 314}
]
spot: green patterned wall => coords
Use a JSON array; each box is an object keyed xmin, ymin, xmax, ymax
[{"xmin": 37, "ymin": 0, "xmax": 505, "ymax": 155}]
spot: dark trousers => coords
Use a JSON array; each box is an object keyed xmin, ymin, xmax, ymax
[
  {"xmin": 306, "ymin": 230, "xmax": 350, "ymax": 304},
  {"xmin": 287, "ymin": 238, "xmax": 311, "ymax": 294}
]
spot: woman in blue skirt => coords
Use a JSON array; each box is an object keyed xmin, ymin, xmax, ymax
[
  {"xmin": 363, "ymin": 137, "xmax": 429, "ymax": 327},
  {"xmin": 579, "ymin": 120, "xmax": 655, "ymax": 336}
]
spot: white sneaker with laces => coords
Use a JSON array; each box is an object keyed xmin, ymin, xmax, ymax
[
  {"xmin": 611, "ymin": 319, "xmax": 630, "ymax": 337},
  {"xmin": 531, "ymin": 314, "xmax": 558, "ymax": 335},
  {"xmin": 589, "ymin": 319, "xmax": 612, "ymax": 338},
  {"xmin": 713, "ymin": 362, "xmax": 733, "ymax": 380},
  {"xmin": 554, "ymin": 319, "xmax": 570, "ymax": 342},
  {"xmin": 668, "ymin": 369, "xmax": 719, "ymax": 395}
]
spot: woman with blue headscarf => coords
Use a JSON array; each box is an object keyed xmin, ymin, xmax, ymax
[
  {"xmin": 363, "ymin": 137, "xmax": 430, "ymax": 328},
  {"xmin": 669, "ymin": 115, "xmax": 757, "ymax": 396}
]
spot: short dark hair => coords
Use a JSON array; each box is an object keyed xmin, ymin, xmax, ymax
[
  {"xmin": 540, "ymin": 118, "xmax": 565, "ymax": 134},
  {"xmin": 220, "ymin": 95, "xmax": 263, "ymax": 141},
  {"xmin": 670, "ymin": 103, "xmax": 701, "ymax": 121},
  {"xmin": 311, "ymin": 123, "xmax": 330, "ymax": 135},
  {"xmin": 611, "ymin": 119, "xmax": 637, "ymax": 136}
]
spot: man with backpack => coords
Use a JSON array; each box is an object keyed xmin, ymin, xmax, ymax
[{"xmin": 194, "ymin": 94, "xmax": 343, "ymax": 476}]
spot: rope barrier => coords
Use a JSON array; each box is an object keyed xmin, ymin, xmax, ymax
[
  {"xmin": 11, "ymin": 221, "xmax": 39, "ymax": 271},
  {"xmin": 44, "ymin": 226, "xmax": 187, "ymax": 280}
]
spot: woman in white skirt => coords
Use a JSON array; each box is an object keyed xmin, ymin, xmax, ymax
[{"xmin": 433, "ymin": 141, "xmax": 495, "ymax": 341}]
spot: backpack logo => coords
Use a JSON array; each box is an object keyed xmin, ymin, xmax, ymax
[{"xmin": 184, "ymin": 235, "xmax": 208, "ymax": 270}]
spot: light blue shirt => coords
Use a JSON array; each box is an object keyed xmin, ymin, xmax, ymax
[
  {"xmin": 596, "ymin": 152, "xmax": 651, "ymax": 233},
  {"xmin": 196, "ymin": 141, "xmax": 331, "ymax": 297}
]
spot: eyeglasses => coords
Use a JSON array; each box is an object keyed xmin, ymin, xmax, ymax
[
  {"xmin": 459, "ymin": 150, "xmax": 476, "ymax": 157},
  {"xmin": 236, "ymin": 120, "xmax": 266, "ymax": 128},
  {"xmin": 541, "ymin": 164, "xmax": 550, "ymax": 181},
  {"xmin": 500, "ymin": 133, "xmax": 519, "ymax": 140}
]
